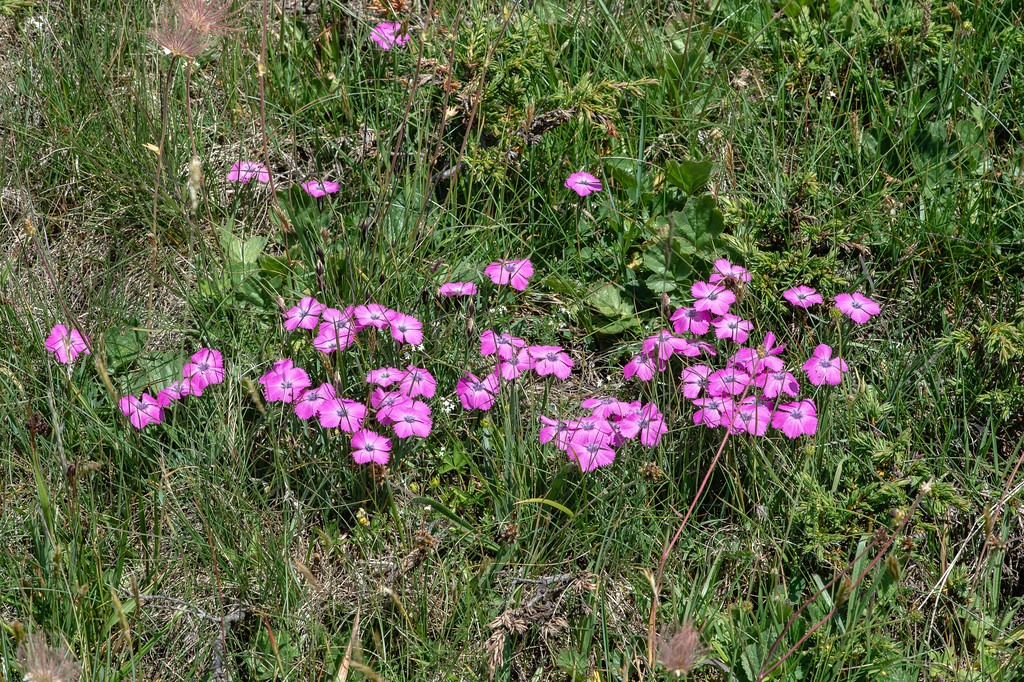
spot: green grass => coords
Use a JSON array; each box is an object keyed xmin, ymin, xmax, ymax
[{"xmin": 2, "ymin": 0, "xmax": 1024, "ymax": 680}]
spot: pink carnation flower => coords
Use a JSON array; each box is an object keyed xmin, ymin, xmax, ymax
[
  {"xmin": 399, "ymin": 366, "xmax": 436, "ymax": 399},
  {"xmin": 497, "ymin": 348, "xmax": 533, "ymax": 380},
  {"xmin": 390, "ymin": 400, "xmax": 433, "ymax": 438},
  {"xmin": 284, "ymin": 297, "xmax": 324, "ymax": 331},
  {"xmin": 783, "ymin": 285, "xmax": 822, "ymax": 308},
  {"xmin": 259, "ymin": 363, "xmax": 311, "ymax": 403},
  {"xmin": 353, "ymin": 304, "xmax": 395, "ymax": 330},
  {"xmin": 708, "ymin": 367, "xmax": 751, "ymax": 396},
  {"xmin": 390, "ymin": 313, "xmax": 423, "ymax": 345},
  {"xmin": 480, "ymin": 331, "xmax": 527, "ymax": 360},
  {"xmin": 484, "ymin": 259, "xmax": 534, "ymax": 291},
  {"xmin": 439, "ymin": 282, "xmax": 477, "ymax": 297},
  {"xmin": 757, "ymin": 370, "xmax": 800, "ymax": 399},
  {"xmin": 712, "ymin": 314, "xmax": 752, "ymax": 344},
  {"xmin": 623, "ymin": 353, "xmax": 665, "ymax": 381},
  {"xmin": 119, "ymin": 393, "xmax": 163, "ymax": 429},
  {"xmin": 301, "ymin": 180, "xmax": 340, "ymax": 197},
  {"xmin": 693, "ymin": 396, "xmax": 732, "ymax": 427},
  {"xmin": 371, "ymin": 390, "xmax": 413, "ymax": 425},
  {"xmin": 456, "ymin": 372, "xmax": 499, "ymax": 411},
  {"xmin": 772, "ymin": 399, "xmax": 819, "ymax": 438},
  {"xmin": 157, "ymin": 380, "xmax": 188, "ymax": 407},
  {"xmin": 681, "ymin": 365, "xmax": 713, "ymax": 399},
  {"xmin": 369, "ymin": 21, "xmax": 410, "ymax": 50},
  {"xmin": 351, "ymin": 429, "xmax": 392, "ymax": 465},
  {"xmin": 226, "ymin": 161, "xmax": 269, "ymax": 184},
  {"xmin": 568, "ymin": 439, "xmax": 616, "ymax": 472},
  {"xmin": 45, "ymin": 324, "xmax": 90, "ymax": 364},
  {"xmin": 709, "ymin": 259, "xmax": 751, "ymax": 284},
  {"xmin": 642, "ymin": 330, "xmax": 690, "ymax": 361},
  {"xmin": 367, "ymin": 367, "xmax": 407, "ymax": 387},
  {"xmin": 182, "ymin": 348, "xmax": 226, "ymax": 397},
  {"xmin": 564, "ymin": 172, "xmax": 602, "ymax": 197},
  {"xmin": 294, "ymin": 383, "xmax": 335, "ymax": 420},
  {"xmin": 691, "ymin": 281, "xmax": 735, "ymax": 316},
  {"xmin": 803, "ymin": 344, "xmax": 848, "ymax": 386},
  {"xmin": 670, "ymin": 307, "xmax": 712, "ymax": 336},
  {"xmin": 636, "ymin": 403, "xmax": 668, "ymax": 447},
  {"xmin": 834, "ymin": 292, "xmax": 881, "ymax": 324},
  {"xmin": 528, "ymin": 345, "xmax": 574, "ymax": 379},
  {"xmin": 318, "ymin": 398, "xmax": 367, "ymax": 432}
]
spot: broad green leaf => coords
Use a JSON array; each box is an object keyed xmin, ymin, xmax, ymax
[{"xmin": 666, "ymin": 158, "xmax": 715, "ymax": 196}]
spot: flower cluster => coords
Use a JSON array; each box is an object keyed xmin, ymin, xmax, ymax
[
  {"xmin": 260, "ymin": 297, "xmax": 440, "ymax": 464},
  {"xmin": 119, "ymin": 348, "xmax": 225, "ymax": 429},
  {"xmin": 620, "ymin": 265, "xmax": 879, "ymax": 440},
  {"xmin": 540, "ymin": 398, "xmax": 668, "ymax": 472}
]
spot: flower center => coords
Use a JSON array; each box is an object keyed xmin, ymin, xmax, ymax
[{"xmin": 503, "ymin": 262, "xmax": 517, "ymax": 272}]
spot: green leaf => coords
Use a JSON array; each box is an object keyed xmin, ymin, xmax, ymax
[
  {"xmin": 516, "ymin": 497, "xmax": 575, "ymax": 517},
  {"xmin": 585, "ymin": 282, "xmax": 631, "ymax": 318},
  {"xmin": 668, "ymin": 195, "xmax": 724, "ymax": 254},
  {"xmin": 666, "ymin": 158, "xmax": 715, "ymax": 196}
]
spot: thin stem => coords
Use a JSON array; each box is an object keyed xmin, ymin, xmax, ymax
[{"xmin": 150, "ymin": 55, "xmax": 179, "ymax": 336}]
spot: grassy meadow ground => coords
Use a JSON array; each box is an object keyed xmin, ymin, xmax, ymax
[{"xmin": 2, "ymin": 0, "xmax": 1024, "ymax": 679}]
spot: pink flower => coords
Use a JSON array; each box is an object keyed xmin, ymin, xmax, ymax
[
  {"xmin": 670, "ymin": 307, "xmax": 711, "ymax": 336},
  {"xmin": 539, "ymin": 416, "xmax": 571, "ymax": 448},
  {"xmin": 315, "ymin": 308, "xmax": 358, "ymax": 352},
  {"xmin": 783, "ymin": 285, "xmax": 822, "ymax": 308},
  {"xmin": 568, "ymin": 439, "xmax": 616, "ymax": 472},
  {"xmin": 485, "ymin": 259, "xmax": 534, "ymax": 291},
  {"xmin": 439, "ymin": 282, "xmax": 478, "ymax": 297},
  {"xmin": 369, "ymin": 21, "xmax": 410, "ymax": 50},
  {"xmin": 371, "ymin": 389, "xmax": 413, "ymax": 425},
  {"xmin": 772, "ymin": 399, "xmax": 818, "ymax": 438},
  {"xmin": 803, "ymin": 344, "xmax": 848, "ymax": 386},
  {"xmin": 582, "ymin": 396, "xmax": 632, "ymax": 419},
  {"xmin": 529, "ymin": 345, "xmax": 574, "ymax": 379},
  {"xmin": 564, "ymin": 172, "xmax": 602, "ymax": 196},
  {"xmin": 497, "ymin": 348, "xmax": 534, "ymax": 380},
  {"xmin": 693, "ymin": 396, "xmax": 732, "ymax": 427},
  {"xmin": 157, "ymin": 380, "xmax": 188, "ymax": 407},
  {"xmin": 709, "ymin": 259, "xmax": 751, "ymax": 284},
  {"xmin": 119, "ymin": 393, "xmax": 163, "ymax": 429},
  {"xmin": 708, "ymin": 368, "xmax": 751, "ymax": 396},
  {"xmin": 351, "ymin": 429, "xmax": 391, "ymax": 465},
  {"xmin": 565, "ymin": 417, "xmax": 614, "ymax": 446},
  {"xmin": 609, "ymin": 413, "xmax": 641, "ymax": 445},
  {"xmin": 390, "ymin": 313, "xmax": 423, "ymax": 345},
  {"xmin": 399, "ymin": 366, "xmax": 436, "ymax": 399},
  {"xmin": 259, "ymin": 363, "xmax": 311, "ymax": 403},
  {"xmin": 390, "ymin": 400, "xmax": 433, "ymax": 438},
  {"xmin": 642, "ymin": 330, "xmax": 690, "ymax": 361},
  {"xmin": 226, "ymin": 161, "xmax": 269, "ymax": 184},
  {"xmin": 681, "ymin": 365, "xmax": 713, "ymax": 399},
  {"xmin": 367, "ymin": 367, "xmax": 407, "ymax": 387},
  {"xmin": 284, "ymin": 297, "xmax": 324, "ymax": 331},
  {"xmin": 480, "ymin": 331, "xmax": 527, "ymax": 360},
  {"xmin": 730, "ymin": 397, "xmax": 771, "ymax": 436},
  {"xmin": 757, "ymin": 370, "xmax": 800, "ymax": 398},
  {"xmin": 636, "ymin": 403, "xmax": 668, "ymax": 446},
  {"xmin": 691, "ymin": 281, "xmax": 735, "ymax": 316},
  {"xmin": 45, "ymin": 324, "xmax": 90, "ymax": 364},
  {"xmin": 623, "ymin": 353, "xmax": 665, "ymax": 381},
  {"xmin": 301, "ymin": 180, "xmax": 340, "ymax": 197},
  {"xmin": 353, "ymin": 304, "xmax": 394, "ymax": 329},
  {"xmin": 834, "ymin": 292, "xmax": 881, "ymax": 324},
  {"xmin": 294, "ymin": 383, "xmax": 335, "ymax": 420},
  {"xmin": 712, "ymin": 314, "xmax": 752, "ymax": 344},
  {"xmin": 455, "ymin": 372, "xmax": 499, "ymax": 411},
  {"xmin": 182, "ymin": 348, "xmax": 226, "ymax": 396},
  {"xmin": 318, "ymin": 398, "xmax": 367, "ymax": 432}
]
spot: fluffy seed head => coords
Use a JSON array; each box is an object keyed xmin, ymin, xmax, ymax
[
  {"xmin": 658, "ymin": 620, "xmax": 708, "ymax": 677},
  {"xmin": 17, "ymin": 633, "xmax": 82, "ymax": 682}
]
